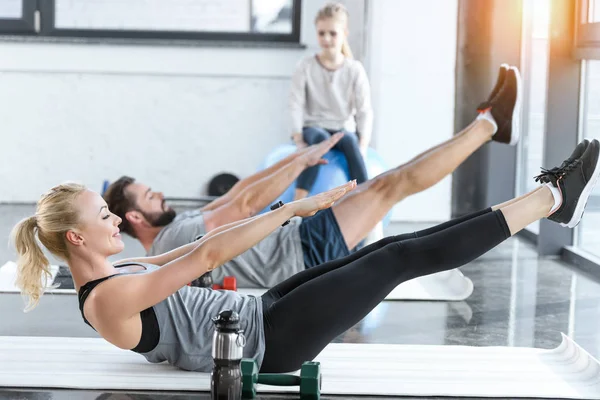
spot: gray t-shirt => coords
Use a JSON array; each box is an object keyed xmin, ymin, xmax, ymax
[
  {"xmin": 147, "ymin": 210, "xmax": 305, "ymax": 288},
  {"xmin": 137, "ymin": 263, "xmax": 265, "ymax": 372}
]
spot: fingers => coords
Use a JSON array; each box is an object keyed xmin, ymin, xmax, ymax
[
  {"xmin": 338, "ymin": 180, "xmax": 357, "ymax": 191},
  {"xmin": 327, "ymin": 180, "xmax": 356, "ymax": 194},
  {"xmin": 331, "ymin": 187, "xmax": 350, "ymax": 201},
  {"xmin": 320, "ymin": 192, "xmax": 345, "ymax": 209},
  {"xmin": 318, "ymin": 132, "xmax": 344, "ymax": 151},
  {"xmin": 319, "ymin": 180, "xmax": 356, "ymax": 204},
  {"xmin": 308, "ymin": 133, "xmax": 345, "ymax": 158},
  {"xmin": 327, "ymin": 132, "xmax": 344, "ymax": 147},
  {"xmin": 332, "ymin": 132, "xmax": 345, "ymax": 141},
  {"xmin": 299, "ymin": 181, "xmax": 357, "ymax": 215},
  {"xmin": 318, "ymin": 139, "xmax": 337, "ymax": 152}
]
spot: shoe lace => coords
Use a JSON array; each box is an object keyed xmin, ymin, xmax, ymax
[{"xmin": 534, "ymin": 159, "xmax": 580, "ymax": 185}]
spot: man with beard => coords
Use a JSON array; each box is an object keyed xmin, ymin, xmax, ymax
[
  {"xmin": 103, "ymin": 64, "xmax": 522, "ymax": 288},
  {"xmin": 103, "ymin": 132, "xmax": 343, "ymax": 245}
]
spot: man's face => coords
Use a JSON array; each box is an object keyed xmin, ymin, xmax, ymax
[{"xmin": 125, "ymin": 182, "xmax": 177, "ymax": 228}]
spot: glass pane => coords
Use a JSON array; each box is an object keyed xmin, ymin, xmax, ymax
[
  {"xmin": 252, "ymin": 0, "xmax": 294, "ymax": 33},
  {"xmin": 53, "ymin": 0, "xmax": 296, "ymax": 34},
  {"xmin": 588, "ymin": 0, "xmax": 600, "ymax": 22},
  {"xmin": 0, "ymin": 0, "xmax": 22, "ymax": 19},
  {"xmin": 577, "ymin": 60, "xmax": 600, "ymax": 255},
  {"xmin": 517, "ymin": 0, "xmax": 551, "ymax": 234},
  {"xmin": 55, "ymin": 0, "xmax": 251, "ymax": 32}
]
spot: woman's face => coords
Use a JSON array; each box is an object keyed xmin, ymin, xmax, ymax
[{"xmin": 70, "ymin": 190, "xmax": 125, "ymax": 257}]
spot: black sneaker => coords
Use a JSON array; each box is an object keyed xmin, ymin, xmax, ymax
[
  {"xmin": 534, "ymin": 139, "xmax": 590, "ymax": 184},
  {"xmin": 536, "ymin": 139, "xmax": 600, "ymax": 228},
  {"xmin": 484, "ymin": 67, "xmax": 522, "ymax": 146},
  {"xmin": 477, "ymin": 64, "xmax": 509, "ymax": 112}
]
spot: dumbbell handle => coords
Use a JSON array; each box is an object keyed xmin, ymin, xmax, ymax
[{"xmin": 256, "ymin": 374, "xmax": 300, "ymax": 386}]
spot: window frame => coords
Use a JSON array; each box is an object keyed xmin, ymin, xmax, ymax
[
  {"xmin": 0, "ymin": 0, "xmax": 36, "ymax": 34},
  {"xmin": 1, "ymin": 0, "xmax": 302, "ymax": 44}
]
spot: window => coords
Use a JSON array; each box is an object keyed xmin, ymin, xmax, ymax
[
  {"xmin": 576, "ymin": 60, "xmax": 600, "ymax": 256},
  {"xmin": 588, "ymin": 0, "xmax": 600, "ymax": 22},
  {"xmin": 0, "ymin": 0, "xmax": 301, "ymax": 43},
  {"xmin": 516, "ymin": 0, "xmax": 551, "ymax": 233},
  {"xmin": 575, "ymin": 0, "xmax": 600, "ymax": 59}
]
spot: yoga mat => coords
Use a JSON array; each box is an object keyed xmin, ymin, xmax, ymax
[{"xmin": 0, "ymin": 334, "xmax": 598, "ymax": 398}]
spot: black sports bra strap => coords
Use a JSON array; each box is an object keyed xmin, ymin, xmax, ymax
[
  {"xmin": 77, "ymin": 262, "xmax": 146, "ymax": 323},
  {"xmin": 78, "ymin": 274, "xmax": 117, "ymax": 328}
]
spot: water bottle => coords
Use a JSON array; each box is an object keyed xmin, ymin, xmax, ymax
[{"xmin": 211, "ymin": 309, "xmax": 246, "ymax": 400}]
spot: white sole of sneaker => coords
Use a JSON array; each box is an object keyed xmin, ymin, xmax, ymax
[
  {"xmin": 563, "ymin": 147, "xmax": 600, "ymax": 228},
  {"xmin": 509, "ymin": 66, "xmax": 522, "ymax": 146}
]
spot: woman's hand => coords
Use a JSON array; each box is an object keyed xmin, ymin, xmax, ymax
[
  {"xmin": 288, "ymin": 181, "xmax": 357, "ymax": 217},
  {"xmin": 299, "ymin": 132, "xmax": 344, "ymax": 167}
]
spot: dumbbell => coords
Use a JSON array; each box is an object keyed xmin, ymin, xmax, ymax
[
  {"xmin": 188, "ymin": 271, "xmax": 213, "ymax": 288},
  {"xmin": 212, "ymin": 276, "xmax": 237, "ymax": 291},
  {"xmin": 241, "ymin": 359, "xmax": 321, "ymax": 399}
]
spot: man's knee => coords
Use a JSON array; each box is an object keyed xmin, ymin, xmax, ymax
[{"xmin": 366, "ymin": 170, "xmax": 413, "ymax": 201}]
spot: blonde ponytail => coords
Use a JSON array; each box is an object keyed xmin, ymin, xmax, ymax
[
  {"xmin": 341, "ymin": 39, "xmax": 353, "ymax": 59},
  {"xmin": 315, "ymin": 2, "xmax": 353, "ymax": 58},
  {"xmin": 10, "ymin": 182, "xmax": 86, "ymax": 312},
  {"xmin": 11, "ymin": 216, "xmax": 53, "ymax": 312}
]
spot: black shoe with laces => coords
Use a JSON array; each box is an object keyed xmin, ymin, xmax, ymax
[
  {"xmin": 535, "ymin": 139, "xmax": 600, "ymax": 228},
  {"xmin": 535, "ymin": 139, "xmax": 590, "ymax": 185}
]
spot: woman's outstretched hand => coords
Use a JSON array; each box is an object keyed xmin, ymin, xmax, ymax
[{"xmin": 288, "ymin": 180, "xmax": 357, "ymax": 217}]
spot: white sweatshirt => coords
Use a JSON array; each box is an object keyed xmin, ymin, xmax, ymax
[{"xmin": 289, "ymin": 54, "xmax": 373, "ymax": 145}]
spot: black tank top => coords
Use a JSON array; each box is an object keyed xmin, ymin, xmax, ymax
[{"xmin": 77, "ymin": 262, "xmax": 160, "ymax": 353}]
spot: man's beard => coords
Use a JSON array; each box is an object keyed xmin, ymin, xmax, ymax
[{"xmin": 141, "ymin": 204, "xmax": 177, "ymax": 228}]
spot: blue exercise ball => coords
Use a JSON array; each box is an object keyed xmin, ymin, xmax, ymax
[{"xmin": 259, "ymin": 144, "xmax": 392, "ymax": 227}]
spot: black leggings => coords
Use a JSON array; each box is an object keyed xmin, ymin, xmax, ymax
[{"xmin": 259, "ymin": 207, "xmax": 510, "ymax": 373}]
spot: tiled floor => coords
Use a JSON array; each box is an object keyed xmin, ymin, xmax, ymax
[{"xmin": 1, "ymin": 204, "xmax": 600, "ymax": 399}]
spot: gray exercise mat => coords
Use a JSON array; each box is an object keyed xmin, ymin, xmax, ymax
[{"xmin": 0, "ymin": 334, "xmax": 598, "ymax": 398}]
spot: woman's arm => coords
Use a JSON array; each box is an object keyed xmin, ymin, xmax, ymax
[
  {"xmin": 106, "ymin": 181, "xmax": 357, "ymax": 318},
  {"xmin": 112, "ymin": 213, "xmax": 263, "ymax": 267}
]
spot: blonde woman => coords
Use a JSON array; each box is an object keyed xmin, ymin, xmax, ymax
[
  {"xmin": 12, "ymin": 138, "xmax": 600, "ymax": 373},
  {"xmin": 290, "ymin": 2, "xmax": 373, "ymax": 200}
]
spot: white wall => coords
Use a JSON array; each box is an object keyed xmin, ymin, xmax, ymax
[
  {"xmin": 0, "ymin": 0, "xmax": 329, "ymax": 202},
  {"xmin": 0, "ymin": 0, "xmax": 458, "ymax": 223},
  {"xmin": 365, "ymin": 0, "xmax": 458, "ymax": 221}
]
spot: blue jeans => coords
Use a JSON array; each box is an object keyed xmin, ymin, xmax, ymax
[{"xmin": 296, "ymin": 126, "xmax": 369, "ymax": 192}]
